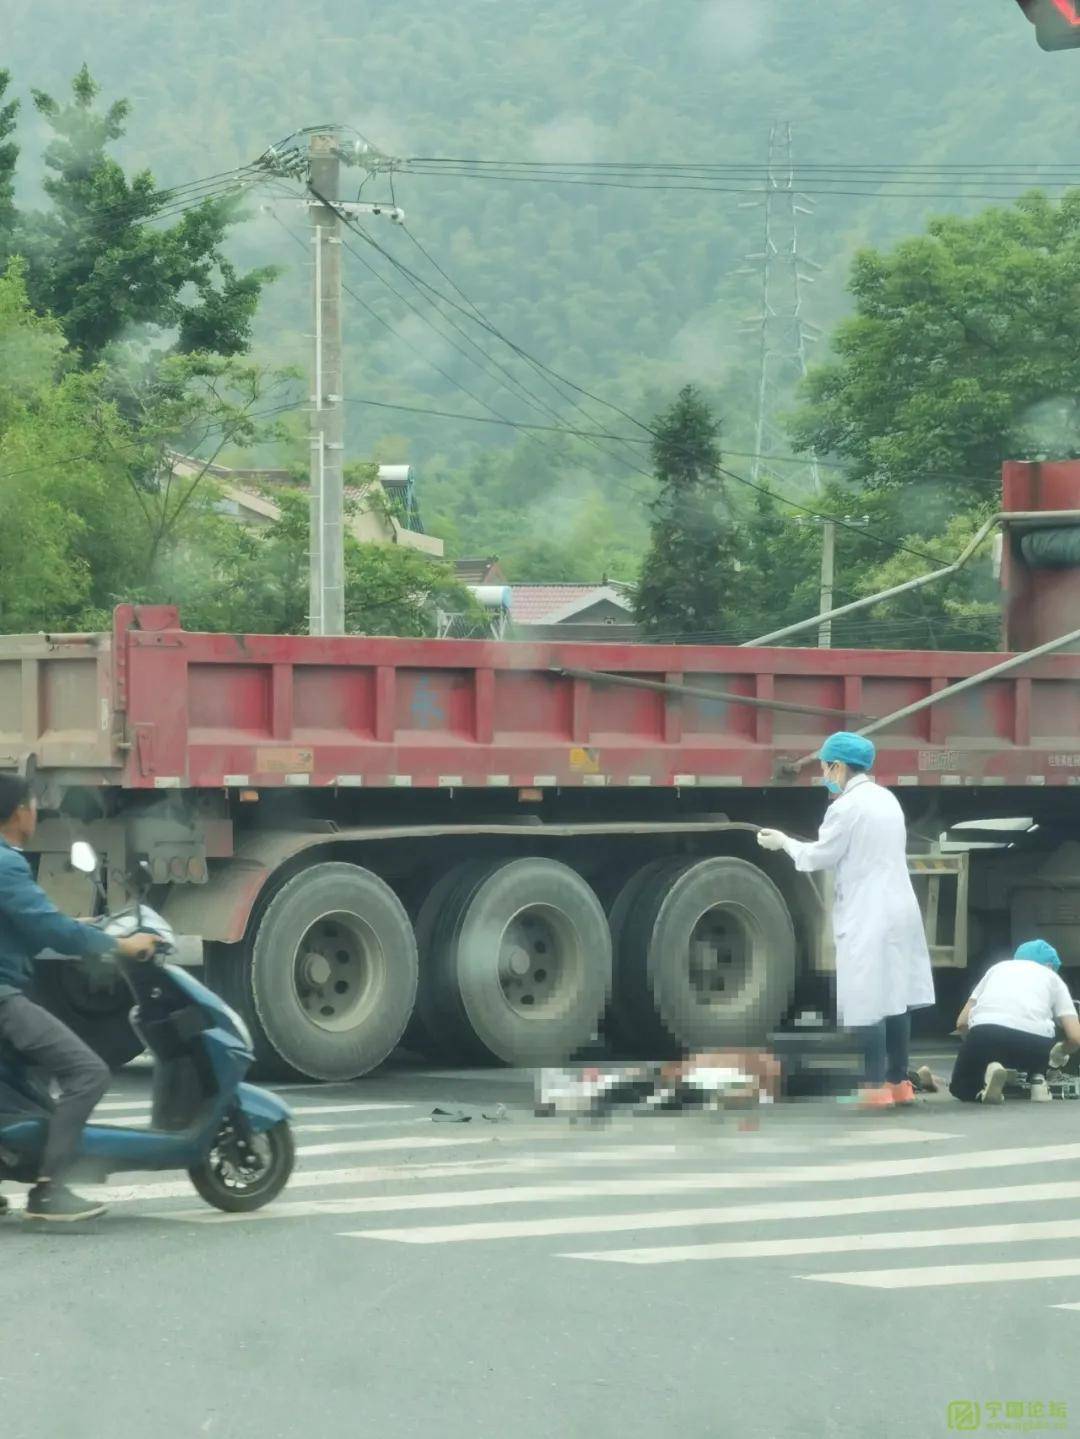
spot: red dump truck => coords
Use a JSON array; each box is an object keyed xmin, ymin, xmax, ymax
[{"xmin": 4, "ymin": 459, "xmax": 1080, "ymax": 1080}]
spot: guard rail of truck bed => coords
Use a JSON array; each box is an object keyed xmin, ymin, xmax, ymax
[{"xmin": 3, "ymin": 603, "xmax": 1080, "ymax": 794}]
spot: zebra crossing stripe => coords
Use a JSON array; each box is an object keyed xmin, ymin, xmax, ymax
[
  {"xmin": 565, "ymin": 1217, "xmax": 1080, "ymax": 1265},
  {"xmin": 341, "ymin": 1178, "xmax": 1080, "ymax": 1245},
  {"xmin": 2, "ymin": 1146, "xmax": 685, "ymax": 1209},
  {"xmin": 171, "ymin": 1142, "xmax": 1080, "ymax": 1223},
  {"xmin": 801, "ymin": 1257, "xmax": 1080, "ymax": 1290}
]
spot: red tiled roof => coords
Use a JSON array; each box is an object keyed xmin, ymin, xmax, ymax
[{"xmin": 510, "ymin": 585, "xmax": 616, "ymax": 624}]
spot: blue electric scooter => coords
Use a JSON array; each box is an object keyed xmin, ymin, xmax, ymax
[{"xmin": 0, "ymin": 843, "xmax": 294, "ymax": 1214}]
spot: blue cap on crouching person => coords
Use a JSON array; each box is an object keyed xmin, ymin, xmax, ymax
[
  {"xmin": 819, "ymin": 732, "xmax": 877, "ymax": 771},
  {"xmin": 1014, "ymin": 939, "xmax": 1062, "ymax": 971}
]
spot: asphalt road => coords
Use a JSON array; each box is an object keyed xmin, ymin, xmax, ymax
[{"xmin": 3, "ymin": 1057, "xmax": 1079, "ymax": 1439}]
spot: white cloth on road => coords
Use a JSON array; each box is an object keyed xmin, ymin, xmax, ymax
[
  {"xmin": 967, "ymin": 960, "xmax": 1076, "ymax": 1040},
  {"xmin": 782, "ymin": 775, "xmax": 935, "ymax": 1028}
]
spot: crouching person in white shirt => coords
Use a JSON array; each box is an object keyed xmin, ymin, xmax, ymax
[{"xmin": 949, "ymin": 940, "xmax": 1080, "ymax": 1103}]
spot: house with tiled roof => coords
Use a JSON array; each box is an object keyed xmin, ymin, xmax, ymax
[
  {"xmin": 507, "ymin": 581, "xmax": 638, "ymax": 641},
  {"xmin": 168, "ymin": 453, "xmax": 443, "ymax": 557}
]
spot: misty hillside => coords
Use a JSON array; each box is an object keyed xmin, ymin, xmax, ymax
[{"xmin": 2, "ymin": 0, "xmax": 1073, "ymax": 568}]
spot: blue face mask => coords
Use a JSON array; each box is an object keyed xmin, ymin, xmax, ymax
[{"xmin": 821, "ymin": 766, "xmax": 842, "ymax": 796}]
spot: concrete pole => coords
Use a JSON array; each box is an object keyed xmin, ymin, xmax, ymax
[
  {"xmin": 818, "ymin": 519, "xmax": 836, "ymax": 649},
  {"xmin": 308, "ymin": 134, "xmax": 345, "ymax": 635}
]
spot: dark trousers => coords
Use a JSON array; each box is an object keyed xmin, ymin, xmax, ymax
[
  {"xmin": 857, "ymin": 1011, "xmax": 912, "ymax": 1085},
  {"xmin": 0, "ymin": 993, "xmax": 110, "ymax": 1181},
  {"xmin": 949, "ymin": 1024, "xmax": 1054, "ymax": 1102}
]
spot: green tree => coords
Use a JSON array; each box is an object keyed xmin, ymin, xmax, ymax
[
  {"xmin": 838, "ymin": 510, "xmax": 999, "ymax": 652},
  {"xmin": 18, "ymin": 66, "xmax": 273, "ymax": 365},
  {"xmin": 790, "ymin": 191, "xmax": 1080, "ymax": 508},
  {"xmin": 0, "ymin": 258, "xmax": 294, "ymax": 630},
  {"xmin": 152, "ymin": 487, "xmax": 485, "ymax": 638},
  {"xmin": 736, "ymin": 487, "xmax": 821, "ymax": 642},
  {"xmin": 633, "ymin": 385, "xmax": 741, "ymax": 638},
  {"xmin": 0, "ymin": 71, "xmax": 16, "ymax": 258},
  {"xmin": 0, "ymin": 259, "xmax": 133, "ymax": 629},
  {"xmin": 108, "ymin": 349, "xmax": 296, "ymax": 580}
]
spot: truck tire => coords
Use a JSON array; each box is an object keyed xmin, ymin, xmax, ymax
[
  {"xmin": 604, "ymin": 859, "xmax": 683, "ymax": 1054},
  {"xmin": 34, "ymin": 960, "xmax": 144, "ymax": 1070},
  {"xmin": 612, "ymin": 857, "xmax": 796, "ymax": 1054},
  {"xmin": 241, "ymin": 863, "xmax": 419, "ymax": 1082},
  {"xmin": 407, "ymin": 862, "xmax": 495, "ymax": 1061},
  {"xmin": 419, "ymin": 858, "xmax": 612, "ymax": 1066}
]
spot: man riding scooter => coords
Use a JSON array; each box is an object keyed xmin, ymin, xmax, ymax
[{"xmin": 0, "ymin": 775, "xmax": 158, "ymax": 1222}]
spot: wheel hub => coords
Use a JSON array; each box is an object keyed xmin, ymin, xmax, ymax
[
  {"xmin": 688, "ymin": 908, "xmax": 752, "ymax": 1006},
  {"xmin": 302, "ymin": 952, "xmax": 333, "ymax": 988},
  {"xmin": 496, "ymin": 907, "xmax": 577, "ymax": 1018},
  {"xmin": 292, "ymin": 913, "xmax": 380, "ymax": 1033}
]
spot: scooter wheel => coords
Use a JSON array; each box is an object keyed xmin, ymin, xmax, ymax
[{"xmin": 188, "ymin": 1119, "xmax": 295, "ymax": 1213}]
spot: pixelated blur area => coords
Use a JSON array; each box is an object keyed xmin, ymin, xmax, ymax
[{"xmin": 535, "ymin": 1052, "xmax": 782, "ymax": 1123}]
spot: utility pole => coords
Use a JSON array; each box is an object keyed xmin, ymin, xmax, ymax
[
  {"xmin": 248, "ymin": 131, "xmax": 406, "ymax": 635},
  {"xmin": 308, "ymin": 134, "xmax": 345, "ymax": 636},
  {"xmin": 818, "ymin": 519, "xmax": 836, "ymax": 649},
  {"xmin": 797, "ymin": 513, "xmax": 866, "ymax": 649}
]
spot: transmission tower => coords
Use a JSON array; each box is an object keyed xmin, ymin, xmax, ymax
[{"xmin": 739, "ymin": 120, "xmax": 822, "ymax": 494}]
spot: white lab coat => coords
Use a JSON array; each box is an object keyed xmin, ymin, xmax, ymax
[{"xmin": 784, "ymin": 775, "xmax": 935, "ymax": 1028}]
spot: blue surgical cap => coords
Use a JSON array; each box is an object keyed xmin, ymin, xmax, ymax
[
  {"xmin": 820, "ymin": 732, "xmax": 877, "ymax": 771},
  {"xmin": 1015, "ymin": 939, "xmax": 1062, "ymax": 971}
]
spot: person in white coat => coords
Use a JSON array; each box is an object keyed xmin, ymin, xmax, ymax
[{"xmin": 758, "ymin": 731, "xmax": 935, "ymax": 1110}]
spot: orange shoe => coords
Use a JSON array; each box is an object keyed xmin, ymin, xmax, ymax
[
  {"xmin": 855, "ymin": 1084, "xmax": 896, "ymax": 1111},
  {"xmin": 890, "ymin": 1080, "xmax": 917, "ymax": 1106}
]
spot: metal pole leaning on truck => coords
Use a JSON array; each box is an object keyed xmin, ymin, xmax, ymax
[
  {"xmin": 783, "ymin": 619, "xmax": 1080, "ymax": 772},
  {"xmin": 741, "ymin": 509, "xmax": 1080, "ymax": 650}
]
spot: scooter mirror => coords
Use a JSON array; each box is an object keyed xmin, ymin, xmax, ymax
[{"xmin": 70, "ymin": 841, "xmax": 99, "ymax": 875}]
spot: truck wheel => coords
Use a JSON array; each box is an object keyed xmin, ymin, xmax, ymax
[
  {"xmin": 420, "ymin": 858, "xmax": 612, "ymax": 1066},
  {"xmin": 613, "ymin": 857, "xmax": 796, "ymax": 1054},
  {"xmin": 604, "ymin": 860, "xmax": 682, "ymax": 1054},
  {"xmin": 34, "ymin": 960, "xmax": 144, "ymax": 1070},
  {"xmin": 243, "ymin": 863, "xmax": 419, "ymax": 1082},
  {"xmin": 407, "ymin": 862, "xmax": 494, "ymax": 1061}
]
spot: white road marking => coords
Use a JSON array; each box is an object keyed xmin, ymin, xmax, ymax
[
  {"xmin": 341, "ymin": 1179, "xmax": 1080, "ymax": 1245},
  {"xmin": 91, "ymin": 1117, "xmax": 430, "ymax": 1135},
  {"xmin": 273, "ymin": 1102, "xmax": 413, "ymax": 1116},
  {"xmin": 293, "ymin": 1118, "xmax": 433, "ymax": 1135},
  {"xmin": 162, "ymin": 1146, "xmax": 1080, "ymax": 1224},
  {"xmin": 298, "ymin": 1128, "xmax": 602, "ymax": 1157},
  {"xmin": 1, "ymin": 1146, "xmax": 686, "ymax": 1208},
  {"xmin": 565, "ymin": 1217, "xmax": 1080, "ymax": 1265},
  {"xmin": 826, "ymin": 1128, "xmax": 959, "ymax": 1147},
  {"xmin": 317, "ymin": 1138, "xmax": 1080, "ymax": 1186},
  {"xmin": 802, "ymin": 1258, "xmax": 1080, "ymax": 1290},
  {"xmin": 1052, "ymin": 1302, "xmax": 1080, "ymax": 1311}
]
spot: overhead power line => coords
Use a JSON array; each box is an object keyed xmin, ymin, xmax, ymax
[
  {"xmin": 305, "ymin": 184, "xmax": 965, "ymax": 566},
  {"xmin": 407, "ymin": 156, "xmax": 1080, "ymax": 175}
]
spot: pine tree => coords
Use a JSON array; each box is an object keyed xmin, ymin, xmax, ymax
[
  {"xmin": 18, "ymin": 66, "xmax": 274, "ymax": 364},
  {"xmin": 633, "ymin": 385, "xmax": 742, "ymax": 640},
  {"xmin": 0, "ymin": 71, "xmax": 17, "ymax": 261}
]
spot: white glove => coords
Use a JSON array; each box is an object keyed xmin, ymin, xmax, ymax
[
  {"xmin": 757, "ymin": 829, "xmax": 789, "ymax": 853},
  {"xmin": 1049, "ymin": 1041, "xmax": 1069, "ymax": 1071}
]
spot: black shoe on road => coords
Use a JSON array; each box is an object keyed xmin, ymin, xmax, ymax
[{"xmin": 25, "ymin": 1183, "xmax": 106, "ymax": 1223}]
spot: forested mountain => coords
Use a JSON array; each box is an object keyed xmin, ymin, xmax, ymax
[{"xmin": 2, "ymin": 1, "xmax": 1073, "ymax": 581}]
